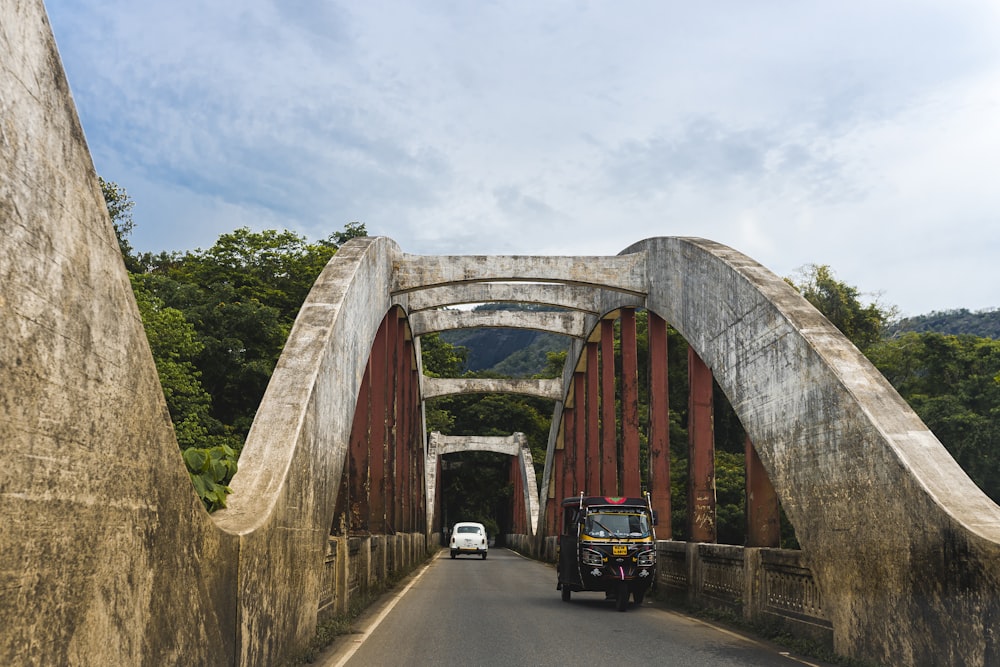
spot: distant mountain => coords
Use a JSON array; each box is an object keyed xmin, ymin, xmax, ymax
[
  {"xmin": 889, "ymin": 308, "xmax": 1000, "ymax": 339},
  {"xmin": 438, "ymin": 303, "xmax": 570, "ymax": 377},
  {"xmin": 439, "ymin": 328, "xmax": 568, "ymax": 377}
]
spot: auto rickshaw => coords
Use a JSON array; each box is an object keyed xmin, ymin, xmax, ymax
[{"xmin": 556, "ymin": 494, "xmax": 657, "ymax": 611}]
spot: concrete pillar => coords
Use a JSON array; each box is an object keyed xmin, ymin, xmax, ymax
[
  {"xmin": 687, "ymin": 347, "xmax": 716, "ymax": 543},
  {"xmin": 621, "ymin": 308, "xmax": 641, "ymax": 496},
  {"xmin": 648, "ymin": 312, "xmax": 672, "ymax": 538},
  {"xmin": 600, "ymin": 319, "xmax": 618, "ymax": 494},
  {"xmin": 746, "ymin": 435, "xmax": 781, "ymax": 547},
  {"xmin": 586, "ymin": 342, "xmax": 601, "ymax": 495}
]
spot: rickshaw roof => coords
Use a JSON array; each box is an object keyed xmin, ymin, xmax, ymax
[{"xmin": 560, "ymin": 496, "xmax": 648, "ymax": 509}]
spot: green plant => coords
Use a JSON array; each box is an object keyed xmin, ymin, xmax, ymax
[{"xmin": 183, "ymin": 444, "xmax": 239, "ymax": 511}]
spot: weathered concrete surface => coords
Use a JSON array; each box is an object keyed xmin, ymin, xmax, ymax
[
  {"xmin": 405, "ymin": 282, "xmax": 644, "ymax": 313},
  {"xmin": 213, "ymin": 235, "xmax": 402, "ymax": 665},
  {"xmin": 1, "ymin": 2, "xmax": 236, "ymax": 664},
  {"xmin": 391, "ymin": 253, "xmax": 647, "ymax": 295},
  {"xmin": 409, "ymin": 308, "xmax": 590, "ymax": 339},
  {"xmin": 630, "ymin": 237, "xmax": 1000, "ymax": 666},
  {"xmin": 423, "ymin": 377, "xmax": 563, "ymax": 401},
  {"xmin": 1, "ymin": 6, "xmax": 421, "ymax": 665},
  {"xmin": 427, "ymin": 433, "xmax": 540, "ymax": 535}
]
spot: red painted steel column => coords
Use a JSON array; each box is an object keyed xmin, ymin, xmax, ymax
[
  {"xmin": 369, "ymin": 317, "xmax": 388, "ymax": 534},
  {"xmin": 513, "ymin": 457, "xmax": 524, "ymax": 534},
  {"xmin": 348, "ymin": 356, "xmax": 372, "ymax": 533},
  {"xmin": 585, "ymin": 342, "xmax": 601, "ymax": 495},
  {"xmin": 563, "ymin": 404, "xmax": 577, "ymax": 496},
  {"xmin": 687, "ymin": 347, "xmax": 716, "ymax": 543},
  {"xmin": 621, "ymin": 309, "xmax": 641, "ymax": 496},
  {"xmin": 573, "ymin": 372, "xmax": 587, "ymax": 496},
  {"xmin": 385, "ymin": 312, "xmax": 398, "ymax": 534},
  {"xmin": 746, "ymin": 436, "xmax": 781, "ymax": 547},
  {"xmin": 600, "ymin": 319, "xmax": 617, "ymax": 494},
  {"xmin": 648, "ymin": 312, "xmax": 671, "ymax": 538},
  {"xmin": 552, "ymin": 447, "xmax": 566, "ymax": 533},
  {"xmin": 397, "ymin": 320, "xmax": 408, "ymax": 532},
  {"xmin": 434, "ymin": 454, "xmax": 443, "ymax": 535}
]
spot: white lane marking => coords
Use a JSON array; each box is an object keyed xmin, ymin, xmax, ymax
[
  {"xmin": 672, "ymin": 611, "xmax": 827, "ymax": 667},
  {"xmin": 325, "ymin": 551, "xmax": 443, "ymax": 667}
]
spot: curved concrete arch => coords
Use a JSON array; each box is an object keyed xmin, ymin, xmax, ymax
[
  {"xmin": 409, "ymin": 309, "xmax": 591, "ymax": 339},
  {"xmin": 427, "ymin": 433, "xmax": 540, "ymax": 537},
  {"xmin": 213, "ymin": 236, "xmax": 403, "ymax": 663},
  {"xmin": 405, "ymin": 282, "xmax": 646, "ymax": 314},
  {"xmin": 630, "ymin": 236, "xmax": 1000, "ymax": 665}
]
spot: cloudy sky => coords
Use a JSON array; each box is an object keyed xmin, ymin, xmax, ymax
[{"xmin": 45, "ymin": 0, "xmax": 1000, "ymax": 317}]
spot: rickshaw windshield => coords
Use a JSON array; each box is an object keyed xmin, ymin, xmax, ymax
[{"xmin": 583, "ymin": 511, "xmax": 651, "ymax": 538}]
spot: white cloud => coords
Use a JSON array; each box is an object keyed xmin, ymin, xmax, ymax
[{"xmin": 44, "ymin": 0, "xmax": 1000, "ymax": 315}]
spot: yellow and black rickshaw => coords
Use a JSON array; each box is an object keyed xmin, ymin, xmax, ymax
[{"xmin": 556, "ymin": 494, "xmax": 657, "ymax": 611}]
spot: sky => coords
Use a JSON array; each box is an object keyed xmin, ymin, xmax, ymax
[{"xmin": 44, "ymin": 0, "xmax": 1000, "ymax": 318}]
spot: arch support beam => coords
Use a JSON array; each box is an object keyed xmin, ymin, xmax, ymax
[
  {"xmin": 392, "ymin": 253, "xmax": 647, "ymax": 294},
  {"xmin": 409, "ymin": 309, "xmax": 589, "ymax": 338},
  {"xmin": 423, "ymin": 377, "xmax": 563, "ymax": 401}
]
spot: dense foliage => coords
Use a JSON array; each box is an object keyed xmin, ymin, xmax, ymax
[
  {"xmin": 890, "ymin": 308, "xmax": 1000, "ymax": 339},
  {"xmin": 104, "ymin": 178, "xmax": 366, "ymax": 510}
]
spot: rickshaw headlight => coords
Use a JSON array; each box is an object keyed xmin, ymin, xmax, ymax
[
  {"xmin": 581, "ymin": 548, "xmax": 604, "ymax": 566},
  {"xmin": 637, "ymin": 549, "xmax": 656, "ymax": 567}
]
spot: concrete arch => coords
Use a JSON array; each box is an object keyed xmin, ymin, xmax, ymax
[
  {"xmin": 427, "ymin": 433, "xmax": 540, "ymax": 538},
  {"xmin": 630, "ymin": 236, "xmax": 1000, "ymax": 665}
]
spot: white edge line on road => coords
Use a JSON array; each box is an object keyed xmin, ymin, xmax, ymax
[
  {"xmin": 676, "ymin": 611, "xmax": 827, "ymax": 667},
  {"xmin": 323, "ymin": 550, "xmax": 443, "ymax": 667}
]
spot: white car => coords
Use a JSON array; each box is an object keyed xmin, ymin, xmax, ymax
[{"xmin": 449, "ymin": 522, "xmax": 488, "ymax": 559}]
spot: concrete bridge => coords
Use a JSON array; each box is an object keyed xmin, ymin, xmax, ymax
[{"xmin": 4, "ymin": 1, "xmax": 1000, "ymax": 665}]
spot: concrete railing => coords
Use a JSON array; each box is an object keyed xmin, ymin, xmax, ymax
[
  {"xmin": 656, "ymin": 541, "xmax": 832, "ymax": 647},
  {"xmin": 512, "ymin": 536, "xmax": 832, "ymax": 649},
  {"xmin": 318, "ymin": 532, "xmax": 437, "ymax": 621}
]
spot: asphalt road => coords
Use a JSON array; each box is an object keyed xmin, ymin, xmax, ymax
[{"xmin": 316, "ymin": 547, "xmax": 838, "ymax": 667}]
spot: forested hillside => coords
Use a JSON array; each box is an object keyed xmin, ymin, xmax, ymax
[{"xmin": 890, "ymin": 308, "xmax": 1000, "ymax": 338}]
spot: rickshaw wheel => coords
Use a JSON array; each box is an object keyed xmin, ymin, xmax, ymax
[
  {"xmin": 615, "ymin": 583, "xmax": 629, "ymax": 612},
  {"xmin": 633, "ymin": 589, "xmax": 645, "ymax": 605},
  {"xmin": 561, "ymin": 586, "xmax": 571, "ymax": 602}
]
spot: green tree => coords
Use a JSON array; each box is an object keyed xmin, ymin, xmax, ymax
[
  {"xmin": 99, "ymin": 176, "xmax": 142, "ymax": 272},
  {"xmin": 868, "ymin": 332, "xmax": 1000, "ymax": 501},
  {"xmin": 788, "ymin": 264, "xmax": 895, "ymax": 353}
]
